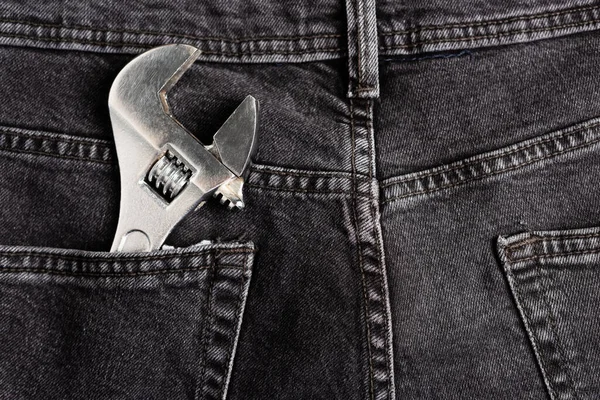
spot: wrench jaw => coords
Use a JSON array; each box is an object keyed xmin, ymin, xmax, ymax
[
  {"xmin": 108, "ymin": 44, "xmax": 259, "ymax": 253},
  {"xmin": 209, "ymin": 95, "xmax": 260, "ymax": 209}
]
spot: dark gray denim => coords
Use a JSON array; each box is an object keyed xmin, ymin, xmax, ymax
[{"xmin": 0, "ymin": 1, "xmax": 599, "ymax": 399}]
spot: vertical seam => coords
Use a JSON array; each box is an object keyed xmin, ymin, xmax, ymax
[
  {"xmin": 219, "ymin": 252, "xmax": 249, "ymax": 399},
  {"xmin": 348, "ymin": 0, "xmax": 362, "ymax": 92},
  {"xmin": 370, "ymin": 200, "xmax": 392, "ymax": 399},
  {"xmin": 351, "ymin": 98, "xmax": 376, "ymax": 400},
  {"xmin": 366, "ymin": 97, "xmax": 392, "ymax": 399},
  {"xmin": 367, "ymin": 99, "xmax": 373, "ymax": 180},
  {"xmin": 355, "ymin": 0, "xmax": 363, "ymax": 90},
  {"xmin": 355, "ymin": 0, "xmax": 377, "ymax": 92},
  {"xmin": 536, "ymin": 265, "xmax": 580, "ymax": 398},
  {"xmin": 195, "ymin": 258, "xmax": 216, "ymax": 400},
  {"xmin": 505, "ymin": 266, "xmax": 558, "ymax": 399}
]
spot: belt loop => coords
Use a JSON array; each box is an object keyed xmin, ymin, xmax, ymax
[{"xmin": 345, "ymin": 0, "xmax": 380, "ymax": 99}]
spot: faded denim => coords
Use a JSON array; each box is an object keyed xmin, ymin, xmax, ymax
[{"xmin": 0, "ymin": 1, "xmax": 600, "ymax": 399}]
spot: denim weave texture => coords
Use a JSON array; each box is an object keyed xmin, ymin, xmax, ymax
[{"xmin": 0, "ymin": 1, "xmax": 600, "ymax": 399}]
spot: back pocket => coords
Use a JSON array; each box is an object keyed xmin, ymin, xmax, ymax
[
  {"xmin": 0, "ymin": 242, "xmax": 254, "ymax": 400},
  {"xmin": 498, "ymin": 228, "xmax": 600, "ymax": 399}
]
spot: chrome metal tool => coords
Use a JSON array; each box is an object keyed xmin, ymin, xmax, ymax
[{"xmin": 108, "ymin": 44, "xmax": 259, "ymax": 252}]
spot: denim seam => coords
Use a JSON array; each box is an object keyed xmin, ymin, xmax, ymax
[
  {"xmin": 366, "ymin": 98, "xmax": 392, "ymax": 399},
  {"xmin": 224, "ymin": 252, "xmax": 253, "ymax": 399},
  {"xmin": 0, "ymin": 265, "xmax": 246, "ymax": 277},
  {"xmin": 201, "ymin": 252, "xmax": 251, "ymax": 400},
  {"xmin": 0, "ymin": 32, "xmax": 343, "ymax": 55},
  {"xmin": 250, "ymin": 166, "xmax": 360, "ymax": 180},
  {"xmin": 346, "ymin": 0, "xmax": 379, "ymax": 97},
  {"xmin": 247, "ymin": 164, "xmax": 369, "ymax": 196},
  {"xmin": 246, "ymin": 183, "xmax": 366, "ymax": 197},
  {"xmin": 0, "ymin": 18, "xmax": 343, "ymax": 43},
  {"xmin": 540, "ymin": 267, "xmax": 583, "ymax": 398},
  {"xmin": 506, "ymin": 233, "xmax": 600, "ymax": 253},
  {"xmin": 382, "ymin": 121, "xmax": 600, "ymax": 188},
  {"xmin": 379, "ymin": 4, "xmax": 600, "ymax": 55},
  {"xmin": 1, "ymin": 5, "xmax": 599, "ymax": 59},
  {"xmin": 380, "ymin": 19, "xmax": 600, "ymax": 51},
  {"xmin": 349, "ymin": 98, "xmax": 375, "ymax": 400},
  {"xmin": 367, "ymin": 99, "xmax": 373, "ymax": 179},
  {"xmin": 0, "ymin": 248, "xmax": 250, "ymax": 263},
  {"xmin": 194, "ymin": 251, "xmax": 251, "ymax": 400},
  {"xmin": 369, "ymin": 198, "xmax": 392, "ymax": 400},
  {"xmin": 0, "ymin": 128, "xmax": 110, "ymax": 146},
  {"xmin": 217, "ymin": 252, "xmax": 248, "ymax": 400},
  {"xmin": 0, "ymin": 128, "xmax": 113, "ymax": 164},
  {"xmin": 0, "ymin": 26, "xmax": 345, "ymax": 63},
  {"xmin": 508, "ymin": 248, "xmax": 600, "ymax": 264},
  {"xmin": 381, "ymin": 4, "xmax": 600, "ymax": 34},
  {"xmin": 196, "ymin": 264, "xmax": 216, "ymax": 400},
  {"xmin": 383, "ymin": 136, "xmax": 600, "ymax": 203},
  {"xmin": 350, "ymin": 98, "xmax": 395, "ymax": 400},
  {"xmin": 535, "ymin": 266, "xmax": 580, "ymax": 399},
  {"xmin": 501, "ymin": 243, "xmax": 581, "ymax": 399},
  {"xmin": 503, "ymin": 265, "xmax": 559, "ymax": 399},
  {"xmin": 0, "ymin": 147, "xmax": 113, "ymax": 164},
  {"xmin": 502, "ymin": 230, "xmax": 600, "ymax": 254},
  {"xmin": 0, "ymin": 247, "xmax": 253, "ymax": 276},
  {"xmin": 383, "ymin": 137, "xmax": 600, "ymax": 203},
  {"xmin": 382, "ymin": 118, "xmax": 600, "ymax": 204},
  {"xmin": 504, "ymin": 238, "xmax": 544, "ymax": 258}
]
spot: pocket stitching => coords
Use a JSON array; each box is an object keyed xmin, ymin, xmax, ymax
[
  {"xmin": 0, "ymin": 265, "xmax": 244, "ymax": 277},
  {"xmin": 501, "ymin": 240, "xmax": 582, "ymax": 398},
  {"xmin": 536, "ymin": 263, "xmax": 581, "ymax": 399},
  {"xmin": 196, "ymin": 250, "xmax": 251, "ymax": 400},
  {"xmin": 0, "ymin": 245, "xmax": 255, "ymax": 399},
  {"xmin": 0, "ymin": 245, "xmax": 255, "ymax": 276},
  {"xmin": 218, "ymin": 251, "xmax": 249, "ymax": 399},
  {"xmin": 504, "ymin": 264, "xmax": 559, "ymax": 399},
  {"xmin": 382, "ymin": 121, "xmax": 600, "ymax": 188},
  {"xmin": 384, "ymin": 134, "xmax": 600, "ymax": 203},
  {"xmin": 382, "ymin": 116, "xmax": 600, "ymax": 204},
  {"xmin": 507, "ymin": 232, "xmax": 600, "ymax": 253},
  {"xmin": 196, "ymin": 264, "xmax": 216, "ymax": 400},
  {"xmin": 508, "ymin": 248, "xmax": 600, "ymax": 264},
  {"xmin": 0, "ymin": 248, "xmax": 250, "ymax": 262}
]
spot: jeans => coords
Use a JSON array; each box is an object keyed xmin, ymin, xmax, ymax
[{"xmin": 0, "ymin": 1, "xmax": 599, "ymax": 399}]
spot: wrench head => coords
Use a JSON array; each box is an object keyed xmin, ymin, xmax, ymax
[
  {"xmin": 210, "ymin": 95, "xmax": 260, "ymax": 208},
  {"xmin": 108, "ymin": 44, "xmax": 259, "ymax": 252}
]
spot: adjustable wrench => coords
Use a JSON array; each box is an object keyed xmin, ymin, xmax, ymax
[{"xmin": 108, "ymin": 44, "xmax": 259, "ymax": 252}]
